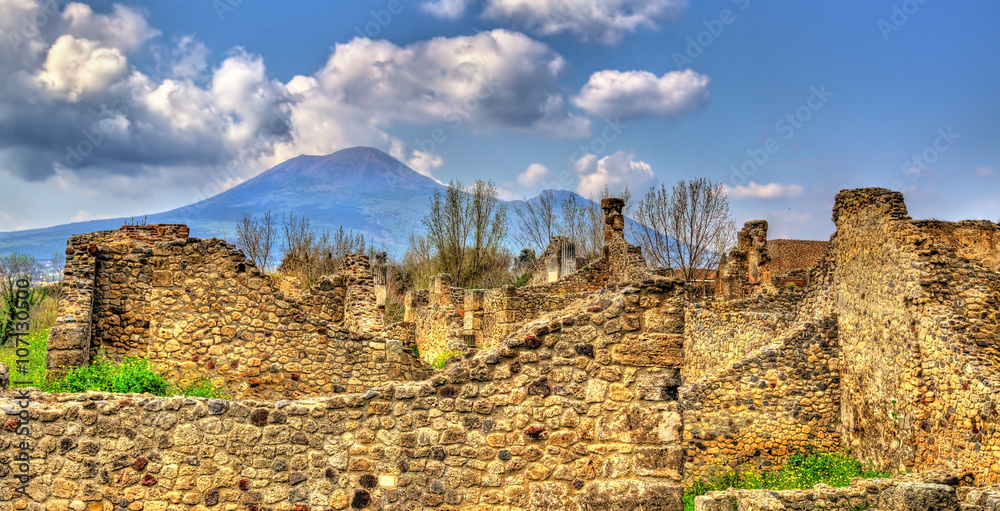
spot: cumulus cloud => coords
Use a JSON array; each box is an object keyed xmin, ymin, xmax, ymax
[
  {"xmin": 573, "ymin": 69, "xmax": 709, "ymax": 120},
  {"xmin": 60, "ymin": 2, "xmax": 158, "ymax": 51},
  {"xmin": 517, "ymin": 163, "xmax": 550, "ymax": 186},
  {"xmin": 573, "ymin": 150, "xmax": 654, "ymax": 197},
  {"xmin": 306, "ymin": 31, "xmax": 589, "ymax": 136},
  {"xmin": 35, "ymin": 35, "xmax": 129, "ymax": 101},
  {"xmin": 724, "ymin": 182, "xmax": 804, "ymax": 200},
  {"xmin": 0, "ymin": 1, "xmax": 294, "ymax": 189},
  {"xmin": 482, "ymin": 0, "xmax": 687, "ymax": 44},
  {"xmin": 421, "ymin": 0, "xmax": 475, "ymax": 19}
]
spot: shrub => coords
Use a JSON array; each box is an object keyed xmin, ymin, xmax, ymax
[
  {"xmin": 45, "ymin": 351, "xmax": 170, "ymax": 395},
  {"xmin": 512, "ymin": 272, "xmax": 531, "ymax": 287}
]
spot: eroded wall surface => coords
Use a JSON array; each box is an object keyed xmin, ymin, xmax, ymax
[{"xmin": 833, "ymin": 188, "xmax": 1000, "ymax": 482}]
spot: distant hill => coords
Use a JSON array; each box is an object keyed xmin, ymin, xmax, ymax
[{"xmin": 0, "ymin": 147, "xmax": 626, "ymax": 260}]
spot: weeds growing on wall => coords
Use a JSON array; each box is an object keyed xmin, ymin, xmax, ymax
[
  {"xmin": 429, "ymin": 349, "xmax": 463, "ymax": 369},
  {"xmin": 682, "ymin": 447, "xmax": 892, "ymax": 511},
  {"xmin": 172, "ymin": 375, "xmax": 227, "ymax": 398}
]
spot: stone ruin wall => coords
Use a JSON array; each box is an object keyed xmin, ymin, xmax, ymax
[
  {"xmin": 10, "ymin": 188, "xmax": 1000, "ymax": 511},
  {"xmin": 46, "ymin": 226, "xmax": 428, "ymax": 400},
  {"xmin": 715, "ymin": 220, "xmax": 827, "ymax": 299},
  {"xmin": 681, "ymin": 315, "xmax": 842, "ymax": 481},
  {"xmin": 685, "ymin": 188, "xmax": 1000, "ymax": 484},
  {"xmin": 403, "ymin": 198, "xmax": 648, "ymax": 363},
  {"xmin": 697, "ymin": 473, "xmax": 999, "ymax": 510},
  {"xmin": 527, "ymin": 237, "xmax": 580, "ymax": 287},
  {"xmin": 1, "ymin": 278, "xmax": 690, "ymax": 511},
  {"xmin": 682, "ymin": 293, "xmax": 802, "ymax": 383},
  {"xmin": 832, "ymin": 188, "xmax": 1000, "ymax": 482}
]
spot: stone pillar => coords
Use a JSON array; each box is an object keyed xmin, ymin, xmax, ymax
[
  {"xmin": 601, "ymin": 198, "xmax": 626, "ymax": 245},
  {"xmin": 429, "ymin": 274, "xmax": 453, "ymax": 307},
  {"xmin": 47, "ymin": 235, "xmax": 98, "ymax": 370},
  {"xmin": 463, "ymin": 289, "xmax": 486, "ymax": 347},
  {"xmin": 372, "ymin": 252, "xmax": 387, "ymax": 307}
]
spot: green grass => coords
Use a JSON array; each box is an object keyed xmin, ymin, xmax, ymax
[
  {"xmin": 683, "ymin": 447, "xmax": 891, "ymax": 511},
  {"xmin": 0, "ymin": 328, "xmax": 49, "ymax": 386},
  {"xmin": 1, "ymin": 329, "xmax": 227, "ymax": 398}
]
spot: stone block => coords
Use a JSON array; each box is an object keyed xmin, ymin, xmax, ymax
[
  {"xmin": 878, "ymin": 483, "xmax": 958, "ymax": 511},
  {"xmin": 152, "ymin": 270, "xmax": 172, "ymax": 287},
  {"xmin": 610, "ymin": 333, "xmax": 683, "ymax": 368},
  {"xmin": 47, "ymin": 325, "xmax": 90, "ymax": 351},
  {"xmin": 577, "ymin": 481, "xmax": 683, "ymax": 510},
  {"xmin": 47, "ymin": 349, "xmax": 88, "ymax": 369},
  {"xmin": 634, "ymin": 446, "xmax": 684, "ymax": 480}
]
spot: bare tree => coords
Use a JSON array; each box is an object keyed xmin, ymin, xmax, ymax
[
  {"xmin": 1, "ymin": 253, "xmax": 41, "ymax": 345},
  {"xmin": 235, "ymin": 210, "xmax": 277, "ymax": 271},
  {"xmin": 468, "ymin": 180, "xmax": 509, "ymax": 285},
  {"xmin": 422, "ymin": 180, "xmax": 510, "ymax": 287},
  {"xmin": 50, "ymin": 252, "xmax": 65, "ymax": 281},
  {"xmin": 634, "ymin": 178, "xmax": 736, "ymax": 282},
  {"xmin": 515, "ymin": 189, "xmax": 561, "ymax": 253},
  {"xmin": 424, "ymin": 180, "xmax": 472, "ymax": 285},
  {"xmin": 277, "ymin": 212, "xmax": 374, "ymax": 287}
]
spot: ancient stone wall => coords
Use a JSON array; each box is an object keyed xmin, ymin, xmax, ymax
[
  {"xmin": 412, "ymin": 275, "xmax": 466, "ymax": 360},
  {"xmin": 716, "ymin": 221, "xmax": 827, "ymax": 299},
  {"xmin": 832, "ymin": 188, "xmax": 1000, "ymax": 482},
  {"xmin": 48, "ymin": 228, "xmax": 424, "ymax": 400},
  {"xmin": 681, "ymin": 316, "xmax": 842, "ymax": 480},
  {"xmin": 1, "ymin": 281, "xmax": 689, "ymax": 511},
  {"xmin": 48, "ymin": 226, "xmax": 192, "ymax": 369},
  {"xmin": 143, "ymin": 237, "xmax": 426, "ymax": 399},
  {"xmin": 47, "ymin": 233, "xmax": 100, "ymax": 369},
  {"xmin": 682, "ymin": 294, "xmax": 802, "ymax": 382}
]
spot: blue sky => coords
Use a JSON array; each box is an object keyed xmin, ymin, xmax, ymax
[{"xmin": 0, "ymin": 0, "xmax": 997, "ymax": 240}]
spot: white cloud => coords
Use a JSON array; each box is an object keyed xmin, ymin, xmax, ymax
[
  {"xmin": 482, "ymin": 0, "xmax": 687, "ymax": 44},
  {"xmin": 976, "ymin": 166, "xmax": 996, "ymax": 177},
  {"xmin": 406, "ymin": 150, "xmax": 444, "ymax": 181},
  {"xmin": 496, "ymin": 186, "xmax": 520, "ymax": 201},
  {"xmin": 724, "ymin": 182, "xmax": 804, "ymax": 200},
  {"xmin": 60, "ymin": 2, "xmax": 159, "ymax": 52},
  {"xmin": 573, "ymin": 69, "xmax": 709, "ymax": 120},
  {"xmin": 573, "ymin": 150, "xmax": 654, "ymax": 197},
  {"xmin": 306, "ymin": 31, "xmax": 589, "ymax": 136},
  {"xmin": 517, "ymin": 163, "xmax": 550, "ymax": 186},
  {"xmin": 421, "ymin": 0, "xmax": 475, "ymax": 19},
  {"xmin": 35, "ymin": 35, "xmax": 129, "ymax": 101},
  {"xmin": 170, "ymin": 36, "xmax": 208, "ymax": 79},
  {"xmin": 71, "ymin": 210, "xmax": 113, "ymax": 222}
]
